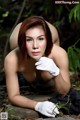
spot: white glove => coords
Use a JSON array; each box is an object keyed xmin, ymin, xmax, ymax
[
  {"xmin": 35, "ymin": 101, "xmax": 59, "ymax": 117},
  {"xmin": 35, "ymin": 57, "xmax": 60, "ymax": 76}
]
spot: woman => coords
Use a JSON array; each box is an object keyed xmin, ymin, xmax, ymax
[{"xmin": 4, "ymin": 16, "xmax": 70, "ymax": 117}]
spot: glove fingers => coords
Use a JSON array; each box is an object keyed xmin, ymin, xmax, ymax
[
  {"xmin": 44, "ymin": 111, "xmax": 55, "ymax": 117},
  {"xmin": 53, "ymin": 107, "xmax": 59, "ymax": 114},
  {"xmin": 35, "ymin": 61, "xmax": 42, "ymax": 66},
  {"xmin": 47, "ymin": 104, "xmax": 59, "ymax": 115},
  {"xmin": 39, "ymin": 57, "xmax": 48, "ymax": 61},
  {"xmin": 35, "ymin": 57, "xmax": 49, "ymax": 65},
  {"xmin": 47, "ymin": 107, "xmax": 58, "ymax": 116},
  {"xmin": 36, "ymin": 66, "xmax": 46, "ymax": 71}
]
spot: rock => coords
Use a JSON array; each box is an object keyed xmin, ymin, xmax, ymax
[
  {"xmin": 6, "ymin": 104, "xmax": 39, "ymax": 119},
  {"xmin": 36, "ymin": 116, "xmax": 80, "ymax": 120},
  {"xmin": 5, "ymin": 95, "xmax": 52, "ymax": 119}
]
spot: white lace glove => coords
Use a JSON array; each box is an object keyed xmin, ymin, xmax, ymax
[
  {"xmin": 35, "ymin": 101, "xmax": 59, "ymax": 117},
  {"xmin": 35, "ymin": 57, "xmax": 60, "ymax": 76}
]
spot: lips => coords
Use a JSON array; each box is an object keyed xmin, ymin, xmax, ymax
[{"xmin": 32, "ymin": 52, "xmax": 40, "ymax": 55}]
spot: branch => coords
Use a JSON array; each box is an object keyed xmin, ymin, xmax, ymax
[{"xmin": 3, "ymin": 0, "xmax": 26, "ymax": 59}]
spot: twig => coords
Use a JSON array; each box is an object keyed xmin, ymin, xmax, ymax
[{"xmin": 3, "ymin": 0, "xmax": 26, "ymax": 59}]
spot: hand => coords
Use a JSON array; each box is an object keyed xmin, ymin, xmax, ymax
[
  {"xmin": 35, "ymin": 101, "xmax": 59, "ymax": 117},
  {"xmin": 35, "ymin": 57, "xmax": 60, "ymax": 76}
]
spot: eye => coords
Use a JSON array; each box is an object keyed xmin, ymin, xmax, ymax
[
  {"xmin": 39, "ymin": 37, "xmax": 44, "ymax": 41},
  {"xmin": 26, "ymin": 37, "xmax": 32, "ymax": 41}
]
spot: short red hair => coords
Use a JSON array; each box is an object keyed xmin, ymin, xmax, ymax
[{"xmin": 18, "ymin": 16, "xmax": 53, "ymax": 58}]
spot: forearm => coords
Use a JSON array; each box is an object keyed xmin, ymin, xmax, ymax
[
  {"xmin": 9, "ymin": 94, "xmax": 59, "ymax": 117},
  {"xmin": 54, "ymin": 72, "xmax": 71, "ymax": 96},
  {"xmin": 9, "ymin": 95, "xmax": 37, "ymax": 109}
]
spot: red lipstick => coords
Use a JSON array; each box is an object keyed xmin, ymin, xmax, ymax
[{"xmin": 32, "ymin": 52, "xmax": 40, "ymax": 55}]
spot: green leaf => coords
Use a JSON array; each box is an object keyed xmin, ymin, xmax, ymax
[
  {"xmin": 2, "ymin": 11, "xmax": 9, "ymax": 17},
  {"xmin": 68, "ymin": 46, "xmax": 80, "ymax": 71},
  {"xmin": 69, "ymin": 4, "xmax": 80, "ymax": 22}
]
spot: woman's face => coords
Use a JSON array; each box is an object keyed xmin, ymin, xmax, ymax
[{"xmin": 25, "ymin": 26, "xmax": 47, "ymax": 61}]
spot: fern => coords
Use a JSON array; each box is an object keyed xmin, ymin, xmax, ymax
[
  {"xmin": 69, "ymin": 4, "xmax": 80, "ymax": 23},
  {"xmin": 68, "ymin": 46, "xmax": 80, "ymax": 72}
]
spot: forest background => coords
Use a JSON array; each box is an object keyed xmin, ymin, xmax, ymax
[{"xmin": 0, "ymin": 0, "xmax": 80, "ymax": 119}]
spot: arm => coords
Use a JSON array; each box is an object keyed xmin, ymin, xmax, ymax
[
  {"xmin": 4, "ymin": 52, "xmax": 37, "ymax": 109},
  {"xmin": 53, "ymin": 46, "xmax": 71, "ymax": 96},
  {"xmin": 49, "ymin": 45, "xmax": 71, "ymax": 95},
  {"xmin": 35, "ymin": 46, "xmax": 71, "ymax": 96},
  {"xmin": 4, "ymin": 52, "xmax": 59, "ymax": 117}
]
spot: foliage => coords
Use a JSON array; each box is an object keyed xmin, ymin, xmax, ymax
[
  {"xmin": 69, "ymin": 4, "xmax": 80, "ymax": 23},
  {"xmin": 68, "ymin": 36, "xmax": 80, "ymax": 72},
  {"xmin": 0, "ymin": 2, "xmax": 80, "ymax": 119},
  {"xmin": 68, "ymin": 45, "xmax": 80, "ymax": 72}
]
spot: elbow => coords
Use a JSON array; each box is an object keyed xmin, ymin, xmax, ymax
[
  {"xmin": 64, "ymin": 86, "xmax": 71, "ymax": 96},
  {"xmin": 8, "ymin": 96, "xmax": 15, "ymax": 105},
  {"xmin": 66, "ymin": 84, "xmax": 71, "ymax": 94},
  {"xmin": 58, "ymin": 84, "xmax": 71, "ymax": 97},
  {"xmin": 66, "ymin": 82, "xmax": 71, "ymax": 93},
  {"xmin": 8, "ymin": 94, "xmax": 19, "ymax": 105},
  {"xmin": 62, "ymin": 85, "xmax": 71, "ymax": 97}
]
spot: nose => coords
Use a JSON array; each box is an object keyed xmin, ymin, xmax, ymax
[{"xmin": 33, "ymin": 40, "xmax": 38, "ymax": 49}]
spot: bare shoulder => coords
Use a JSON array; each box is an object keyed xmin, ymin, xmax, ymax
[
  {"xmin": 4, "ymin": 49, "xmax": 19, "ymax": 71},
  {"xmin": 51, "ymin": 44, "xmax": 69, "ymax": 67},
  {"xmin": 52, "ymin": 44, "xmax": 68, "ymax": 57}
]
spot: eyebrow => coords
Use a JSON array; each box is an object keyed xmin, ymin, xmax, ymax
[{"xmin": 26, "ymin": 35, "xmax": 45, "ymax": 38}]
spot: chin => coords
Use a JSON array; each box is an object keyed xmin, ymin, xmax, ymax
[
  {"xmin": 32, "ymin": 56, "xmax": 42, "ymax": 61},
  {"xmin": 34, "ymin": 57, "xmax": 41, "ymax": 61}
]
